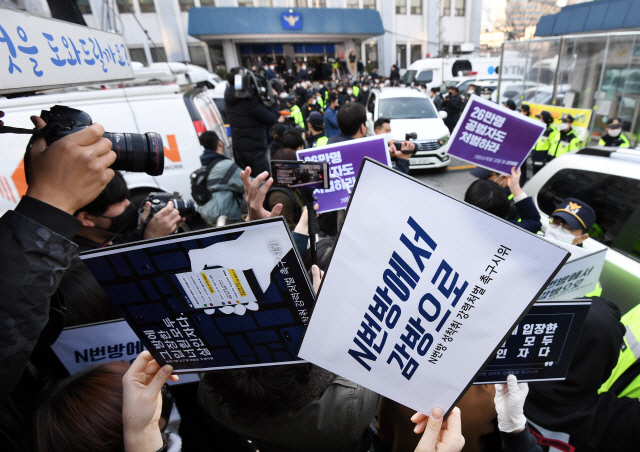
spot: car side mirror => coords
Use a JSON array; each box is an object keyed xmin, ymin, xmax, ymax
[{"xmin": 439, "ymin": 111, "xmax": 448, "ymax": 120}]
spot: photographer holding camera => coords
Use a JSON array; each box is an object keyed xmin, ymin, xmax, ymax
[
  {"xmin": 72, "ymin": 170, "xmax": 185, "ymax": 252},
  {"xmin": 225, "ymin": 67, "xmax": 285, "ymax": 175}
]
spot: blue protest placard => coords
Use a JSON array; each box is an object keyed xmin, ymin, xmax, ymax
[
  {"xmin": 80, "ymin": 218, "xmax": 315, "ymax": 373},
  {"xmin": 474, "ymin": 300, "xmax": 591, "ymax": 383},
  {"xmin": 447, "ymin": 95, "xmax": 545, "ymax": 175},
  {"xmin": 296, "ymin": 135, "xmax": 390, "ymax": 213}
]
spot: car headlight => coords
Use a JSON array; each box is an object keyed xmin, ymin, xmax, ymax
[{"xmin": 438, "ymin": 135, "xmax": 449, "ymax": 146}]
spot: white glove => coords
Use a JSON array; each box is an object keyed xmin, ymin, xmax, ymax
[{"xmin": 495, "ymin": 374, "xmax": 528, "ymax": 433}]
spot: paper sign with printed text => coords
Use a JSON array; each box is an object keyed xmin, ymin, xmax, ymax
[
  {"xmin": 299, "ymin": 159, "xmax": 569, "ymax": 415},
  {"xmin": 296, "ymin": 135, "xmax": 390, "ymax": 213},
  {"xmin": 80, "ymin": 218, "xmax": 315, "ymax": 373},
  {"xmin": 0, "ymin": 7, "xmax": 133, "ymax": 94},
  {"xmin": 474, "ymin": 300, "xmax": 591, "ymax": 383},
  {"xmin": 447, "ymin": 95, "xmax": 545, "ymax": 175}
]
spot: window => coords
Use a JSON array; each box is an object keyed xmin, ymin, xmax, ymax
[
  {"xmin": 396, "ymin": 0, "xmax": 406, "ymax": 14},
  {"xmin": 189, "ymin": 45, "xmax": 208, "ymax": 69},
  {"xmin": 128, "ymin": 47, "xmax": 147, "ymax": 65},
  {"xmin": 396, "ymin": 44, "xmax": 406, "ymax": 69},
  {"xmin": 257, "ymin": 0, "xmax": 273, "ymax": 5},
  {"xmin": 537, "ymin": 169, "xmax": 640, "ymax": 258},
  {"xmin": 454, "ymin": 0, "xmax": 465, "ymax": 16},
  {"xmin": 416, "ymin": 70, "xmax": 433, "ymax": 84},
  {"xmin": 138, "ymin": 0, "xmax": 155, "ymax": 12},
  {"xmin": 78, "ymin": 0, "xmax": 92, "ymax": 14},
  {"xmin": 200, "ymin": 0, "xmax": 215, "ymax": 5},
  {"xmin": 179, "ymin": 0, "xmax": 195, "ymax": 11},
  {"xmin": 410, "ymin": 0, "xmax": 421, "ymax": 15},
  {"xmin": 378, "ymin": 98, "xmax": 438, "ymax": 119},
  {"xmin": 294, "ymin": 0, "xmax": 307, "ymax": 7},
  {"xmin": 117, "ymin": 0, "xmax": 134, "ymax": 13},
  {"xmin": 238, "ymin": 0, "xmax": 253, "ymax": 6},
  {"xmin": 150, "ymin": 46, "xmax": 167, "ymax": 63},
  {"xmin": 347, "ymin": 0, "xmax": 358, "ymax": 8},
  {"xmin": 312, "ymin": 0, "xmax": 327, "ymax": 6},
  {"xmin": 410, "ymin": 44, "xmax": 422, "ymax": 64},
  {"xmin": 443, "ymin": 0, "xmax": 450, "ymax": 15},
  {"xmin": 362, "ymin": 0, "xmax": 376, "ymax": 9}
]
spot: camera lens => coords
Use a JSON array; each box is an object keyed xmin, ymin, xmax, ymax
[
  {"xmin": 104, "ymin": 132, "xmax": 164, "ymax": 176},
  {"xmin": 173, "ymin": 198, "xmax": 198, "ymax": 217}
]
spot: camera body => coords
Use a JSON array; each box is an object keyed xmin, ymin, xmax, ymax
[
  {"xmin": 233, "ymin": 69, "xmax": 283, "ymax": 107},
  {"xmin": 38, "ymin": 105, "xmax": 164, "ymax": 176},
  {"xmin": 393, "ymin": 132, "xmax": 418, "ymax": 154},
  {"xmin": 143, "ymin": 192, "xmax": 197, "ymax": 218}
]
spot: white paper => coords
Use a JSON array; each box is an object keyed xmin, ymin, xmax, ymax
[{"xmin": 299, "ymin": 159, "xmax": 569, "ymax": 415}]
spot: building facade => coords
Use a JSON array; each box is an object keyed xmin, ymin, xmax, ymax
[{"xmin": 69, "ymin": 0, "xmax": 481, "ymax": 77}]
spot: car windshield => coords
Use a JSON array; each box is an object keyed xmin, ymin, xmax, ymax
[{"xmin": 378, "ymin": 97, "xmax": 438, "ymax": 120}]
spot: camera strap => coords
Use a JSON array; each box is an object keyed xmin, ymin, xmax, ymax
[{"xmin": 0, "ymin": 125, "xmax": 46, "ymax": 136}]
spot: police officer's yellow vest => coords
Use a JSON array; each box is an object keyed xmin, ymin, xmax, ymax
[
  {"xmin": 598, "ymin": 133, "xmax": 631, "ymax": 148},
  {"xmin": 352, "ymin": 86, "xmax": 360, "ymax": 98},
  {"xmin": 549, "ymin": 129, "xmax": 581, "ymax": 158},
  {"xmin": 317, "ymin": 96, "xmax": 325, "ymax": 112},
  {"xmin": 599, "ymin": 304, "xmax": 640, "ymax": 399},
  {"xmin": 290, "ymin": 105, "xmax": 304, "ymax": 127},
  {"xmin": 314, "ymin": 136, "xmax": 328, "ymax": 147},
  {"xmin": 534, "ymin": 127, "xmax": 557, "ymax": 152}
]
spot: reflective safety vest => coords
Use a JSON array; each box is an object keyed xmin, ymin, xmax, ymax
[
  {"xmin": 314, "ymin": 136, "xmax": 328, "ymax": 147},
  {"xmin": 548, "ymin": 129, "xmax": 581, "ymax": 158},
  {"xmin": 317, "ymin": 96, "xmax": 325, "ymax": 112},
  {"xmin": 584, "ymin": 281, "xmax": 603, "ymax": 298},
  {"xmin": 352, "ymin": 86, "xmax": 360, "ymax": 98},
  {"xmin": 534, "ymin": 126, "xmax": 557, "ymax": 153},
  {"xmin": 599, "ymin": 133, "xmax": 631, "ymax": 148},
  {"xmin": 599, "ymin": 304, "xmax": 640, "ymax": 399},
  {"xmin": 290, "ymin": 105, "xmax": 304, "ymax": 127}
]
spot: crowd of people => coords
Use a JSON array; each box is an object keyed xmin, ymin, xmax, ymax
[{"xmin": 1, "ymin": 56, "xmax": 639, "ymax": 452}]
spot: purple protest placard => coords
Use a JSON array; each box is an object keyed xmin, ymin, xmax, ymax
[
  {"xmin": 447, "ymin": 95, "xmax": 545, "ymax": 175},
  {"xmin": 296, "ymin": 136, "xmax": 390, "ymax": 213}
]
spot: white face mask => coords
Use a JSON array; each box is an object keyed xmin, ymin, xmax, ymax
[
  {"xmin": 319, "ymin": 84, "xmax": 324, "ymax": 88},
  {"xmin": 608, "ymin": 128, "xmax": 622, "ymax": 137},
  {"xmin": 559, "ymin": 123, "xmax": 569, "ymax": 131},
  {"xmin": 363, "ymin": 86, "xmax": 368, "ymax": 91},
  {"xmin": 312, "ymin": 99, "xmax": 317, "ymax": 105},
  {"xmin": 270, "ymin": 65, "xmax": 275, "ymax": 70},
  {"xmin": 467, "ymin": 90, "xmax": 475, "ymax": 95},
  {"xmin": 482, "ymin": 93, "xmax": 491, "ymax": 99},
  {"xmin": 301, "ymin": 66, "xmax": 306, "ymax": 70},
  {"xmin": 545, "ymin": 224, "xmax": 576, "ymax": 244},
  {"xmin": 347, "ymin": 89, "xmax": 353, "ymax": 95}
]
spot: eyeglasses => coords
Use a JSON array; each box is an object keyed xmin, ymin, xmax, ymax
[{"xmin": 549, "ymin": 217, "xmax": 574, "ymax": 233}]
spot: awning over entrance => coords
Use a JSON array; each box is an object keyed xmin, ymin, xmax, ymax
[{"xmin": 188, "ymin": 7, "xmax": 385, "ymax": 42}]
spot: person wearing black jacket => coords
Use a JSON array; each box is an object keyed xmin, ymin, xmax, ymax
[
  {"xmin": 443, "ymin": 86, "xmax": 463, "ymax": 132},
  {"xmin": 224, "ymin": 68, "xmax": 283, "ymax": 175}
]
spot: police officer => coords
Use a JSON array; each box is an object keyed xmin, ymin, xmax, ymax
[
  {"xmin": 548, "ymin": 115, "xmax": 581, "ymax": 161},
  {"xmin": 289, "ymin": 95, "xmax": 304, "ymax": 128},
  {"xmin": 599, "ymin": 117, "xmax": 631, "ymax": 148},
  {"xmin": 532, "ymin": 111, "xmax": 556, "ymax": 175},
  {"xmin": 306, "ymin": 111, "xmax": 328, "ymax": 148}
]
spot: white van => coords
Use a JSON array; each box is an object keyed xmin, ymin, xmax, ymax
[
  {"xmin": 365, "ymin": 87, "xmax": 450, "ymax": 170},
  {"xmin": 402, "ymin": 56, "xmax": 502, "ymax": 92},
  {"xmin": 0, "ymin": 81, "xmax": 230, "ymax": 213}
]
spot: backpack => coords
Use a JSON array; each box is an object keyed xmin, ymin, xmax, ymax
[{"xmin": 190, "ymin": 159, "xmax": 222, "ymax": 206}]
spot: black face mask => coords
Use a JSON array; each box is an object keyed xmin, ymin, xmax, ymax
[{"xmin": 98, "ymin": 202, "xmax": 139, "ymax": 234}]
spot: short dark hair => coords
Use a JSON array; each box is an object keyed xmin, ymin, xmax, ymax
[
  {"xmin": 328, "ymin": 93, "xmax": 338, "ymax": 105},
  {"xmin": 468, "ymin": 84, "xmax": 477, "ymax": 90},
  {"xmin": 337, "ymin": 102, "xmax": 366, "ymax": 137},
  {"xmin": 199, "ymin": 131, "xmax": 220, "ymax": 151},
  {"xmin": 430, "ymin": 87, "xmax": 439, "ymax": 93},
  {"xmin": 227, "ymin": 67, "xmax": 241, "ymax": 85},
  {"xmin": 374, "ymin": 117, "xmax": 390, "ymax": 131},
  {"xmin": 282, "ymin": 129, "xmax": 305, "ymax": 150},
  {"xmin": 464, "ymin": 179, "xmax": 510, "ymax": 219},
  {"xmin": 74, "ymin": 170, "xmax": 129, "ymax": 216},
  {"xmin": 450, "ymin": 86, "xmax": 459, "ymax": 93}
]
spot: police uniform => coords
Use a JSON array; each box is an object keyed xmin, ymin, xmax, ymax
[
  {"xmin": 548, "ymin": 115, "xmax": 581, "ymax": 160},
  {"xmin": 290, "ymin": 104, "xmax": 304, "ymax": 128},
  {"xmin": 598, "ymin": 117, "xmax": 631, "ymax": 148},
  {"xmin": 532, "ymin": 111, "xmax": 557, "ymax": 175}
]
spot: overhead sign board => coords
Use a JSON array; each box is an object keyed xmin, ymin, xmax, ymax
[{"xmin": 0, "ymin": 7, "xmax": 133, "ymax": 94}]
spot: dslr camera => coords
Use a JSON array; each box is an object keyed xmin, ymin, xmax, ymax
[
  {"xmin": 34, "ymin": 105, "xmax": 164, "ymax": 176},
  {"xmin": 233, "ymin": 68, "xmax": 284, "ymax": 107},
  {"xmin": 393, "ymin": 132, "xmax": 418, "ymax": 154},
  {"xmin": 142, "ymin": 192, "xmax": 197, "ymax": 218}
]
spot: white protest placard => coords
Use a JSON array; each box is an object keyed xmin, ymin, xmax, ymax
[
  {"xmin": 299, "ymin": 159, "xmax": 569, "ymax": 415},
  {"xmin": 538, "ymin": 239, "xmax": 607, "ymax": 300},
  {"xmin": 0, "ymin": 7, "xmax": 133, "ymax": 94},
  {"xmin": 51, "ymin": 319, "xmax": 199, "ymax": 384}
]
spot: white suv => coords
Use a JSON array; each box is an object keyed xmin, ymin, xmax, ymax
[
  {"xmin": 365, "ymin": 87, "xmax": 450, "ymax": 170},
  {"xmin": 523, "ymin": 147, "xmax": 640, "ymax": 314}
]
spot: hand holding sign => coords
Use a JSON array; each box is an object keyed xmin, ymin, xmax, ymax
[{"xmin": 412, "ymin": 407, "xmax": 465, "ymax": 452}]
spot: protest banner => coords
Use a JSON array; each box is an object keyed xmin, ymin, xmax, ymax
[
  {"xmin": 296, "ymin": 135, "xmax": 390, "ymax": 213},
  {"xmin": 80, "ymin": 218, "xmax": 315, "ymax": 373},
  {"xmin": 298, "ymin": 158, "xmax": 570, "ymax": 416},
  {"xmin": 525, "ymin": 102, "xmax": 592, "ymax": 143},
  {"xmin": 447, "ymin": 95, "xmax": 545, "ymax": 175},
  {"xmin": 50, "ymin": 319, "xmax": 199, "ymax": 384},
  {"xmin": 474, "ymin": 300, "xmax": 591, "ymax": 383},
  {"xmin": 0, "ymin": 7, "xmax": 133, "ymax": 94},
  {"xmin": 538, "ymin": 239, "xmax": 607, "ymax": 301}
]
